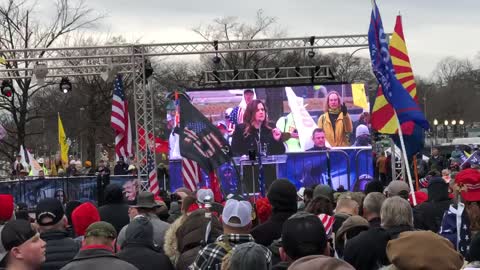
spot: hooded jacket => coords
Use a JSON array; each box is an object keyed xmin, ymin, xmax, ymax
[
  {"xmin": 251, "ymin": 179, "xmax": 297, "ymax": 246},
  {"xmin": 413, "ymin": 177, "xmax": 452, "ymax": 232},
  {"xmin": 117, "ymin": 217, "xmax": 174, "ymax": 270},
  {"xmin": 98, "ymin": 184, "xmax": 130, "ymax": 234},
  {"xmin": 117, "ymin": 213, "xmax": 170, "ymax": 249},
  {"xmin": 175, "ymin": 209, "xmax": 223, "ymax": 270}
]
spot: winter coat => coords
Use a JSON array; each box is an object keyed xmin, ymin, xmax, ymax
[
  {"xmin": 163, "ymin": 215, "xmax": 187, "ymax": 265},
  {"xmin": 175, "ymin": 209, "xmax": 223, "ymax": 270},
  {"xmin": 117, "ymin": 213, "xmax": 170, "ymax": 249},
  {"xmin": 117, "ymin": 217, "xmax": 174, "ymax": 270},
  {"xmin": 98, "ymin": 184, "xmax": 130, "ymax": 234},
  {"xmin": 251, "ymin": 211, "xmax": 295, "ymax": 247},
  {"xmin": 114, "ymin": 163, "xmax": 129, "ymax": 176},
  {"xmin": 40, "ymin": 230, "xmax": 81, "ymax": 270},
  {"xmin": 176, "ymin": 209, "xmax": 223, "ymax": 270},
  {"xmin": 413, "ymin": 180, "xmax": 452, "ymax": 232},
  {"xmin": 428, "ymin": 155, "xmax": 445, "ymax": 172},
  {"xmin": 59, "ymin": 247, "xmax": 138, "ymax": 270},
  {"xmin": 317, "ymin": 112, "xmax": 353, "ymax": 147},
  {"xmin": 343, "ymin": 225, "xmax": 413, "ymax": 270}
]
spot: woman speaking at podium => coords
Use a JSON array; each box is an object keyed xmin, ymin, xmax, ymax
[{"xmin": 231, "ymin": 99, "xmax": 286, "ymax": 157}]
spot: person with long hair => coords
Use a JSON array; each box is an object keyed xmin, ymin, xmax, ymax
[
  {"xmin": 231, "ymin": 99, "xmax": 285, "ymax": 156},
  {"xmin": 317, "ymin": 91, "xmax": 353, "ymax": 147}
]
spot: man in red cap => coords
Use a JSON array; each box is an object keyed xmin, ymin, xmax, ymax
[{"xmin": 439, "ymin": 168, "xmax": 480, "ymax": 256}]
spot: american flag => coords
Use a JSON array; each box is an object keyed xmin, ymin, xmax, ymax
[
  {"xmin": 439, "ymin": 203, "xmax": 471, "ymax": 257},
  {"xmin": 181, "ymin": 157, "xmax": 201, "ymax": 191},
  {"xmin": 111, "ymin": 74, "xmax": 133, "ymax": 160},
  {"xmin": 147, "ymin": 148, "xmax": 159, "ymax": 195},
  {"xmin": 174, "ymin": 92, "xmax": 202, "ymax": 191}
]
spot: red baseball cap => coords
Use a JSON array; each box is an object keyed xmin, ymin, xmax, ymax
[{"xmin": 455, "ymin": 169, "xmax": 480, "ymax": 202}]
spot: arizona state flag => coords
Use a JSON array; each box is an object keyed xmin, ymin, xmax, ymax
[
  {"xmin": 371, "ymin": 15, "xmax": 419, "ymax": 135},
  {"xmin": 178, "ymin": 95, "xmax": 232, "ymax": 173}
]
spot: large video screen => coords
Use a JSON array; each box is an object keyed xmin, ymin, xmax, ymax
[{"xmin": 186, "ymin": 84, "xmax": 372, "ymax": 155}]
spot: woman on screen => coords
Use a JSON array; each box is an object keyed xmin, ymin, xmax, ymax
[
  {"xmin": 231, "ymin": 99, "xmax": 285, "ymax": 157},
  {"xmin": 317, "ymin": 91, "xmax": 353, "ymax": 147}
]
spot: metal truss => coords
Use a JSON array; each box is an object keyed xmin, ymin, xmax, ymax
[
  {"xmin": 0, "ymin": 34, "xmax": 371, "ymax": 191},
  {"xmin": 202, "ymin": 66, "xmax": 336, "ymax": 86}
]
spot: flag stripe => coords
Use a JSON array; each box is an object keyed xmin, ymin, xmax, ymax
[
  {"xmin": 181, "ymin": 158, "xmax": 201, "ymax": 191},
  {"xmin": 111, "ymin": 74, "xmax": 132, "ymax": 160}
]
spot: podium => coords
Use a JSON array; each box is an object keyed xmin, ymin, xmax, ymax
[{"xmin": 233, "ymin": 155, "xmax": 287, "ymax": 196}]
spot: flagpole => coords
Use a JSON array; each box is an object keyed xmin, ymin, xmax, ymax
[{"xmin": 394, "ymin": 112, "xmax": 417, "ymax": 206}]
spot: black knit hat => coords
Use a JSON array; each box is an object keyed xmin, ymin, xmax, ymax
[
  {"xmin": 36, "ymin": 198, "xmax": 64, "ymax": 226},
  {"xmin": 267, "ymin": 179, "xmax": 297, "ymax": 212}
]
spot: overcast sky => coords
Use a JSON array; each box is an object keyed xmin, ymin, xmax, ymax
[{"xmin": 42, "ymin": 0, "xmax": 480, "ymax": 78}]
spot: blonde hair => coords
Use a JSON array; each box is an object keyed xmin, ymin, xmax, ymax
[{"xmin": 323, "ymin": 91, "xmax": 342, "ymax": 112}]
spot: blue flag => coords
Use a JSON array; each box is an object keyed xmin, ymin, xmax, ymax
[{"xmin": 368, "ymin": 2, "xmax": 429, "ymax": 130}]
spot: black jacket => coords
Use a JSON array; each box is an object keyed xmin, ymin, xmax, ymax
[
  {"xmin": 60, "ymin": 247, "xmax": 138, "ymax": 270},
  {"xmin": 231, "ymin": 123, "xmax": 286, "ymax": 157},
  {"xmin": 117, "ymin": 216, "xmax": 174, "ymax": 270},
  {"xmin": 413, "ymin": 179, "xmax": 452, "ymax": 232},
  {"xmin": 251, "ymin": 211, "xmax": 294, "ymax": 247},
  {"xmin": 343, "ymin": 225, "xmax": 413, "ymax": 270},
  {"xmin": 306, "ymin": 145, "xmax": 328, "ymax": 151},
  {"xmin": 98, "ymin": 184, "xmax": 130, "ymax": 234},
  {"xmin": 272, "ymin": 261, "xmax": 291, "ymax": 270},
  {"xmin": 114, "ymin": 163, "xmax": 129, "ymax": 175},
  {"xmin": 40, "ymin": 230, "xmax": 81, "ymax": 270},
  {"xmin": 428, "ymin": 155, "xmax": 445, "ymax": 172}
]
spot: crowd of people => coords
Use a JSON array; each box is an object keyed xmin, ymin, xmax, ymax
[
  {"xmin": 10, "ymin": 155, "xmax": 140, "ymax": 180},
  {"xmin": 1, "ymin": 161, "xmax": 480, "ymax": 270}
]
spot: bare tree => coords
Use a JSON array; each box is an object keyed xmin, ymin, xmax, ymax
[
  {"xmin": 0, "ymin": 0, "xmax": 102, "ymax": 165},
  {"xmin": 427, "ymin": 56, "xmax": 480, "ymax": 123}
]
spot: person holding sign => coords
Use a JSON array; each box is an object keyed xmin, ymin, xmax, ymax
[{"xmin": 317, "ymin": 91, "xmax": 353, "ymax": 147}]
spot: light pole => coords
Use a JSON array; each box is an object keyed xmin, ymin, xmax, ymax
[
  {"xmin": 459, "ymin": 120, "xmax": 465, "ymax": 137},
  {"xmin": 433, "ymin": 119, "xmax": 438, "ymax": 145},
  {"xmin": 444, "ymin": 120, "xmax": 449, "ymax": 139},
  {"xmin": 452, "ymin": 120, "xmax": 457, "ymax": 138}
]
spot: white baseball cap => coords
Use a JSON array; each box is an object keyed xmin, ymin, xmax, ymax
[
  {"xmin": 196, "ymin": 188, "xmax": 214, "ymax": 204},
  {"xmin": 222, "ymin": 199, "xmax": 252, "ymax": 227}
]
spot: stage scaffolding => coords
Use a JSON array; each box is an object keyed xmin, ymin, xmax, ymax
[{"xmin": 0, "ymin": 34, "xmax": 374, "ymax": 190}]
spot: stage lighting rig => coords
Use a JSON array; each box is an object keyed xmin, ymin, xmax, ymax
[
  {"xmin": 212, "ymin": 40, "xmax": 221, "ymax": 64},
  {"xmin": 308, "ymin": 36, "xmax": 316, "ymax": 58},
  {"xmin": 145, "ymin": 59, "xmax": 154, "ymax": 79},
  {"xmin": 1, "ymin": 80, "xmax": 13, "ymax": 98},
  {"xmin": 59, "ymin": 77, "xmax": 72, "ymax": 94}
]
